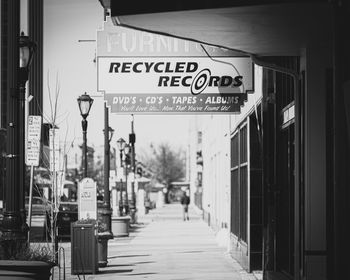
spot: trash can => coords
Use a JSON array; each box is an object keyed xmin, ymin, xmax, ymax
[{"xmin": 71, "ymin": 220, "xmax": 98, "ymax": 275}]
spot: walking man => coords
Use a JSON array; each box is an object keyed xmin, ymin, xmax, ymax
[{"xmin": 181, "ymin": 191, "xmax": 190, "ymax": 221}]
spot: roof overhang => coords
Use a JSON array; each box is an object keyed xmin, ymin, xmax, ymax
[
  {"xmin": 98, "ymin": 0, "xmax": 110, "ymax": 9},
  {"xmin": 108, "ymin": 1, "xmax": 333, "ymax": 56}
]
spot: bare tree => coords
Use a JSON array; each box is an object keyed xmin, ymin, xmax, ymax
[
  {"xmin": 140, "ymin": 142, "xmax": 185, "ymax": 186},
  {"xmin": 29, "ymin": 71, "xmax": 75, "ymax": 263}
]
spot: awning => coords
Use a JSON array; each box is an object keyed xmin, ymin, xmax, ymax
[{"xmin": 107, "ymin": 1, "xmax": 332, "ymax": 56}]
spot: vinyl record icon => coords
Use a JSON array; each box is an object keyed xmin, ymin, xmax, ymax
[{"xmin": 191, "ymin": 69, "xmax": 211, "ymax": 95}]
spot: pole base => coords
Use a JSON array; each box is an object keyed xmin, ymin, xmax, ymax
[
  {"xmin": 97, "ymin": 238, "xmax": 108, "ymax": 268},
  {"xmin": 98, "ymin": 260, "xmax": 108, "ymax": 268},
  {"xmin": 129, "ymin": 208, "xmax": 137, "ymax": 224},
  {"xmin": 97, "ymin": 206, "xmax": 113, "ymax": 238}
]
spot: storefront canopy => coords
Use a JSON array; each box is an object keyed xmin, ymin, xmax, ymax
[{"xmin": 101, "ymin": 1, "xmax": 332, "ymax": 56}]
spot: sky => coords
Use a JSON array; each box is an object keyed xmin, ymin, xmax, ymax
[{"xmin": 42, "ymin": 0, "xmax": 190, "ymax": 153}]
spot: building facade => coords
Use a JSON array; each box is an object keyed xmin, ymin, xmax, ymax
[
  {"xmin": 189, "ymin": 65, "xmax": 263, "ymax": 271},
  {"xmin": 157, "ymin": 2, "xmax": 349, "ymax": 280},
  {"xmin": 0, "ymin": 0, "xmax": 44, "ymax": 212}
]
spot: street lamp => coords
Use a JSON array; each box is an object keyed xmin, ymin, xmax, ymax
[
  {"xmin": 116, "ymin": 137, "xmax": 126, "ymax": 151},
  {"xmin": 129, "ymin": 115, "xmax": 136, "ymax": 222},
  {"xmin": 77, "ymin": 93, "xmax": 93, "ymax": 178},
  {"xmin": 19, "ymin": 32, "xmax": 36, "ymax": 84},
  {"xmin": 2, "ymin": 32, "xmax": 36, "ymax": 243},
  {"xmin": 108, "ymin": 127, "xmax": 114, "ymax": 142},
  {"xmin": 116, "ymin": 137, "xmax": 126, "ymax": 215}
]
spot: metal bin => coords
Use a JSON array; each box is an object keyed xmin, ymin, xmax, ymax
[{"xmin": 71, "ymin": 221, "xmax": 98, "ymax": 275}]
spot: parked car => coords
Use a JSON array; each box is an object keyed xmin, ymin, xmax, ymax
[
  {"xmin": 56, "ymin": 180, "xmax": 78, "ymax": 240},
  {"xmin": 0, "ymin": 205, "xmax": 3, "ymax": 230},
  {"xmin": 57, "ymin": 201, "xmax": 78, "ymax": 240},
  {"xmin": 25, "ymin": 196, "xmax": 51, "ymax": 216}
]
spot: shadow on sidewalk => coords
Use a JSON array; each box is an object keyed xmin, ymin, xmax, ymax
[
  {"xmin": 108, "ymin": 253, "xmax": 151, "ymax": 260},
  {"xmin": 105, "ymin": 263, "xmax": 135, "ymax": 267},
  {"xmin": 129, "ymin": 222, "xmax": 148, "ymax": 233},
  {"xmin": 98, "ymin": 268, "xmax": 134, "ymax": 274},
  {"xmin": 111, "ymin": 222, "xmax": 149, "ymax": 245},
  {"xmin": 127, "ymin": 272, "xmax": 158, "ymax": 276}
]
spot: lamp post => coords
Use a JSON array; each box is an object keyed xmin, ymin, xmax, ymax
[
  {"xmin": 102, "ymin": 115, "xmax": 114, "ymax": 222},
  {"xmin": 124, "ymin": 143, "xmax": 131, "ymax": 215},
  {"xmin": 2, "ymin": 31, "xmax": 36, "ymax": 244},
  {"xmin": 102, "ymin": 111, "xmax": 114, "ymax": 222},
  {"xmin": 102, "ymin": 107, "xmax": 114, "ymax": 225},
  {"xmin": 113, "ymin": 138, "xmax": 131, "ymax": 238},
  {"xmin": 129, "ymin": 115, "xmax": 136, "ymax": 222},
  {"xmin": 97, "ymin": 104, "xmax": 114, "ymax": 268},
  {"xmin": 77, "ymin": 93, "xmax": 93, "ymax": 178},
  {"xmin": 116, "ymin": 137, "xmax": 126, "ymax": 216},
  {"xmin": 19, "ymin": 32, "xmax": 36, "ymax": 235}
]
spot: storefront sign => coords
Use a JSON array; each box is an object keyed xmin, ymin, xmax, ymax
[
  {"xmin": 98, "ymin": 57, "xmax": 253, "ymax": 95},
  {"xmin": 104, "ymin": 93, "xmax": 245, "ymax": 114},
  {"xmin": 97, "ymin": 19, "xmax": 254, "ymax": 114},
  {"xmin": 97, "ymin": 20, "xmax": 222, "ymax": 57},
  {"xmin": 26, "ymin": 116, "xmax": 42, "ymax": 166},
  {"xmin": 78, "ymin": 178, "xmax": 97, "ymax": 220}
]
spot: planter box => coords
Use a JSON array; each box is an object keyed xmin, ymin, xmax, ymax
[
  {"xmin": 0, "ymin": 260, "xmax": 54, "ymax": 280},
  {"xmin": 112, "ymin": 216, "xmax": 130, "ymax": 237}
]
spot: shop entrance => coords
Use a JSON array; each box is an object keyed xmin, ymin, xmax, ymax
[
  {"xmin": 276, "ymin": 119, "xmax": 295, "ymax": 277},
  {"xmin": 263, "ymin": 56, "xmax": 301, "ymax": 280}
]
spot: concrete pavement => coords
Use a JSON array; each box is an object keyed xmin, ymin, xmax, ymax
[{"xmin": 53, "ymin": 204, "xmax": 258, "ymax": 280}]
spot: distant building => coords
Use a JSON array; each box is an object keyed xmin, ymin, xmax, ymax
[{"xmin": 65, "ymin": 143, "xmax": 81, "ymax": 171}]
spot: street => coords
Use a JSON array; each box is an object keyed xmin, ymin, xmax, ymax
[{"xmin": 53, "ymin": 204, "xmax": 260, "ymax": 280}]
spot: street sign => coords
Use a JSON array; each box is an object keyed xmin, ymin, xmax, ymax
[
  {"xmin": 78, "ymin": 178, "xmax": 97, "ymax": 220},
  {"xmin": 49, "ymin": 128, "xmax": 60, "ymax": 171},
  {"xmin": 26, "ymin": 116, "xmax": 42, "ymax": 166}
]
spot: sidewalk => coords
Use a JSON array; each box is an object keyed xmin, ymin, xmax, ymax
[{"xmin": 53, "ymin": 204, "xmax": 258, "ymax": 280}]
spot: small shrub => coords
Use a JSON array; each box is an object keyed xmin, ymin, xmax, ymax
[
  {"xmin": 97, "ymin": 221, "xmax": 108, "ymax": 233},
  {"xmin": 0, "ymin": 241, "xmax": 54, "ymax": 263},
  {"xmin": 76, "ymin": 218, "xmax": 96, "ymax": 225},
  {"xmin": 76, "ymin": 218, "xmax": 107, "ymax": 233}
]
